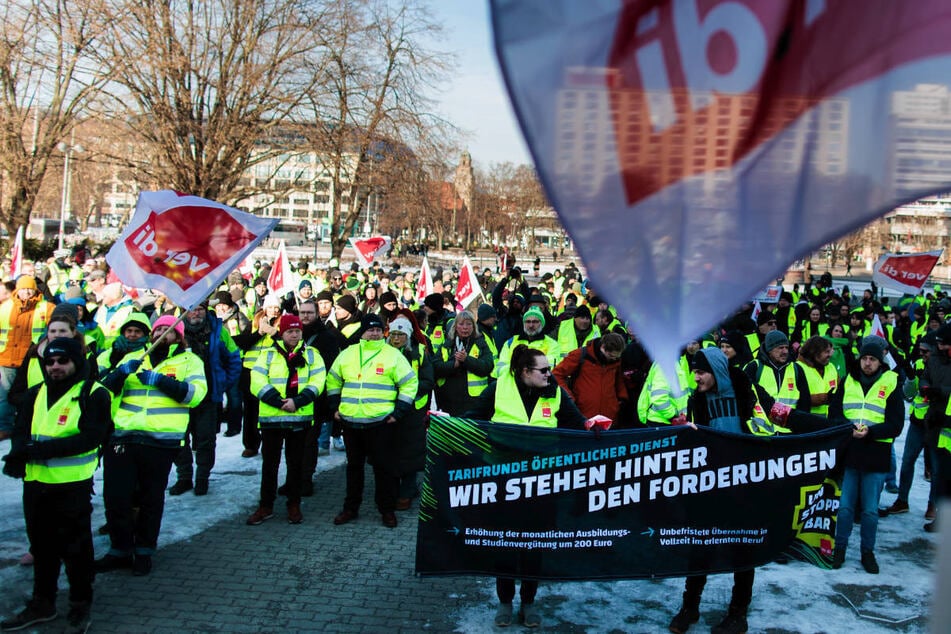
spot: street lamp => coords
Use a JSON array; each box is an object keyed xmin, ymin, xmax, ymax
[{"xmin": 57, "ymin": 134, "xmax": 83, "ymax": 252}]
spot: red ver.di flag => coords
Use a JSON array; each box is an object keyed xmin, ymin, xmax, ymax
[
  {"xmin": 491, "ymin": 0, "xmax": 951, "ymax": 379},
  {"xmin": 349, "ymin": 235, "xmax": 392, "ymax": 268},
  {"xmin": 417, "ymin": 256, "xmax": 434, "ymax": 304},
  {"xmin": 872, "ymin": 250, "xmax": 942, "ymax": 295},
  {"xmin": 267, "ymin": 239, "xmax": 295, "ymax": 296},
  {"xmin": 107, "ymin": 190, "xmax": 277, "ymax": 309},
  {"xmin": 454, "ymin": 256, "xmax": 482, "ymax": 310}
]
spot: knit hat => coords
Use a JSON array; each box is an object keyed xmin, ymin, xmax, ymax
[
  {"xmin": 361, "ymin": 313, "xmax": 384, "ymax": 333},
  {"xmin": 50, "ymin": 302, "xmax": 79, "ymax": 324},
  {"xmin": 689, "ymin": 348, "xmax": 714, "ymax": 373},
  {"xmin": 527, "ymin": 293, "xmax": 546, "ymax": 307},
  {"xmin": 153, "ymin": 314, "xmax": 184, "ymax": 339},
  {"xmin": 278, "ymin": 314, "xmax": 303, "ymax": 334},
  {"xmin": 336, "ymin": 294, "xmax": 358, "ymax": 315},
  {"xmin": 379, "ymin": 291, "xmax": 397, "ymax": 306},
  {"xmin": 523, "ymin": 306, "xmax": 546, "ymax": 328},
  {"xmin": 15, "ymin": 275, "xmax": 37, "ymax": 290},
  {"xmin": 858, "ymin": 335, "xmax": 888, "ymax": 363},
  {"xmin": 573, "ymin": 305, "xmax": 592, "ymax": 320},
  {"xmin": 388, "ymin": 316, "xmax": 413, "ymax": 337},
  {"xmin": 315, "ymin": 289, "xmax": 334, "ymax": 303},
  {"xmin": 298, "ymin": 279, "xmax": 312, "ymax": 291},
  {"xmin": 345, "ymin": 275, "xmax": 361, "ymax": 291},
  {"xmin": 424, "ymin": 293, "xmax": 444, "ymax": 312},
  {"xmin": 764, "ymin": 330, "xmax": 789, "ymax": 353},
  {"xmin": 477, "ymin": 303, "xmax": 496, "ymax": 321},
  {"xmin": 262, "ymin": 294, "xmax": 281, "ymax": 309},
  {"xmin": 756, "ymin": 309, "xmax": 777, "ymax": 326},
  {"xmin": 43, "ymin": 337, "xmax": 83, "ymax": 368}
]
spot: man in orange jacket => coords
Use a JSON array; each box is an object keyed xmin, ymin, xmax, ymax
[{"xmin": 553, "ymin": 332, "xmax": 627, "ymax": 422}]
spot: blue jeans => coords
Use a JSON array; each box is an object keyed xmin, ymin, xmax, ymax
[
  {"xmin": 0, "ymin": 366, "xmax": 17, "ymax": 433},
  {"xmin": 886, "ymin": 447, "xmax": 898, "ymax": 488},
  {"xmin": 898, "ymin": 423, "xmax": 936, "ymax": 504},
  {"xmin": 836, "ymin": 468, "xmax": 886, "ymax": 553},
  {"xmin": 317, "ymin": 421, "xmax": 330, "ymax": 449}
]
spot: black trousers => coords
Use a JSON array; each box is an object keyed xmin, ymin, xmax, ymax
[
  {"xmin": 240, "ymin": 369, "xmax": 261, "ymax": 452},
  {"xmin": 174, "ymin": 398, "xmax": 217, "ymax": 482},
  {"xmin": 342, "ymin": 423, "xmax": 398, "ymax": 514},
  {"xmin": 23, "ymin": 479, "xmax": 94, "ymax": 604},
  {"xmin": 684, "ymin": 569, "xmax": 755, "ymax": 613},
  {"xmin": 260, "ymin": 427, "xmax": 305, "ymax": 508},
  {"xmin": 496, "ymin": 578, "xmax": 538, "ymax": 604},
  {"xmin": 103, "ymin": 443, "xmax": 178, "ymax": 556}
]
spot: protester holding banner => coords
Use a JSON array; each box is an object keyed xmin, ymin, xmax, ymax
[
  {"xmin": 465, "ymin": 345, "xmax": 587, "ymax": 628},
  {"xmin": 554, "ymin": 332, "xmax": 627, "ymax": 423},
  {"xmin": 829, "ymin": 336, "xmax": 904, "ymax": 574}
]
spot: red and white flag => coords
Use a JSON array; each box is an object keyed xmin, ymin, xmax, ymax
[
  {"xmin": 416, "ymin": 256, "xmax": 434, "ymax": 304},
  {"xmin": 750, "ymin": 300, "xmax": 762, "ymax": 324},
  {"xmin": 872, "ymin": 250, "xmax": 942, "ymax": 295},
  {"xmin": 106, "ymin": 190, "xmax": 277, "ymax": 310},
  {"xmin": 238, "ymin": 253, "xmax": 256, "ymax": 281},
  {"xmin": 267, "ymin": 239, "xmax": 294, "ymax": 296},
  {"xmin": 491, "ymin": 0, "xmax": 951, "ymax": 380},
  {"xmin": 349, "ymin": 235, "xmax": 392, "ymax": 268},
  {"xmin": 9, "ymin": 226, "xmax": 23, "ymax": 280},
  {"xmin": 454, "ymin": 256, "xmax": 482, "ymax": 310}
]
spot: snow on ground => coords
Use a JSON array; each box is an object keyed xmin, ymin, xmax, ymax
[{"xmin": 0, "ymin": 424, "xmax": 945, "ymax": 632}]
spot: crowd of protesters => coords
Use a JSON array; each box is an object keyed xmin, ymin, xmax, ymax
[{"xmin": 0, "ymin": 244, "xmax": 948, "ymax": 632}]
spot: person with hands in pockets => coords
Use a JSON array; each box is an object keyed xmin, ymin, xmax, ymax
[{"xmin": 94, "ymin": 314, "xmax": 207, "ymax": 577}]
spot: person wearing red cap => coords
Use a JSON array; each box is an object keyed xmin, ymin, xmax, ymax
[{"xmin": 246, "ymin": 313, "xmax": 326, "ymax": 526}]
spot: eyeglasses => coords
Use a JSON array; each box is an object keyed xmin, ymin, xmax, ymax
[
  {"xmin": 43, "ymin": 356, "xmax": 71, "ymax": 367},
  {"xmin": 530, "ymin": 366, "xmax": 551, "ymax": 374}
]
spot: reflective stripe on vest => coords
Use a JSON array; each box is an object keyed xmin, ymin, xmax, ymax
[
  {"xmin": 0, "ymin": 299, "xmax": 50, "ymax": 350},
  {"xmin": 329, "ymin": 342, "xmax": 416, "ymax": 424},
  {"xmin": 25, "ymin": 382, "xmax": 103, "ymax": 483},
  {"xmin": 436, "ymin": 342, "xmax": 488, "ymax": 397},
  {"xmin": 746, "ymin": 402, "xmax": 791, "ymax": 436},
  {"xmin": 842, "ymin": 372, "xmax": 898, "ymax": 444},
  {"xmin": 112, "ymin": 347, "xmax": 207, "ymax": 447},
  {"xmin": 492, "ymin": 373, "xmax": 560, "ymax": 427},
  {"xmin": 252, "ymin": 344, "xmax": 325, "ymax": 427}
]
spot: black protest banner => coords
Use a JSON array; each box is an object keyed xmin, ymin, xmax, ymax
[{"xmin": 415, "ymin": 416, "xmax": 851, "ymax": 580}]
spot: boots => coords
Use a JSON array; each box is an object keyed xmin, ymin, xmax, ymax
[
  {"xmin": 712, "ymin": 607, "xmax": 748, "ymax": 634},
  {"xmin": 168, "ymin": 479, "xmax": 193, "ymax": 496},
  {"xmin": 832, "ymin": 547, "xmax": 846, "ymax": 569},
  {"xmin": 668, "ymin": 593, "xmax": 701, "ymax": 634}
]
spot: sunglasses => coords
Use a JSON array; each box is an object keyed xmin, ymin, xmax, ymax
[
  {"xmin": 43, "ymin": 356, "xmax": 72, "ymax": 367},
  {"xmin": 531, "ymin": 366, "xmax": 551, "ymax": 374}
]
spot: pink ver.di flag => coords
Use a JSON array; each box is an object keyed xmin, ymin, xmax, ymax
[
  {"xmin": 106, "ymin": 190, "xmax": 277, "ymax": 310},
  {"xmin": 491, "ymin": 0, "xmax": 951, "ymax": 379}
]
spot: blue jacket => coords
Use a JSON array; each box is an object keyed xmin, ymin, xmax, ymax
[{"xmin": 193, "ymin": 314, "xmax": 242, "ymax": 405}]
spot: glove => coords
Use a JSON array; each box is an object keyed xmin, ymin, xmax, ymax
[
  {"xmin": 584, "ymin": 416, "xmax": 613, "ymax": 431},
  {"xmin": 118, "ymin": 359, "xmax": 142, "ymax": 375},
  {"xmin": 670, "ymin": 414, "xmax": 689, "ymax": 426},
  {"xmin": 769, "ymin": 402, "xmax": 792, "ymax": 427},
  {"xmin": 137, "ymin": 370, "xmax": 161, "ymax": 386},
  {"xmin": 2, "ymin": 454, "xmax": 26, "ymax": 479}
]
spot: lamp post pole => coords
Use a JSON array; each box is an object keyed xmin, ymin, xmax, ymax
[{"xmin": 57, "ymin": 133, "xmax": 83, "ymax": 252}]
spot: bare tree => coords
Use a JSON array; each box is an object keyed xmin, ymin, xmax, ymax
[
  {"xmin": 92, "ymin": 0, "xmax": 325, "ymax": 204},
  {"xmin": 0, "ymin": 0, "xmax": 111, "ymax": 237},
  {"xmin": 297, "ymin": 0, "xmax": 456, "ymax": 259}
]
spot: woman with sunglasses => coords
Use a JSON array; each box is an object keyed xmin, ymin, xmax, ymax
[{"xmin": 465, "ymin": 344, "xmax": 587, "ymax": 629}]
